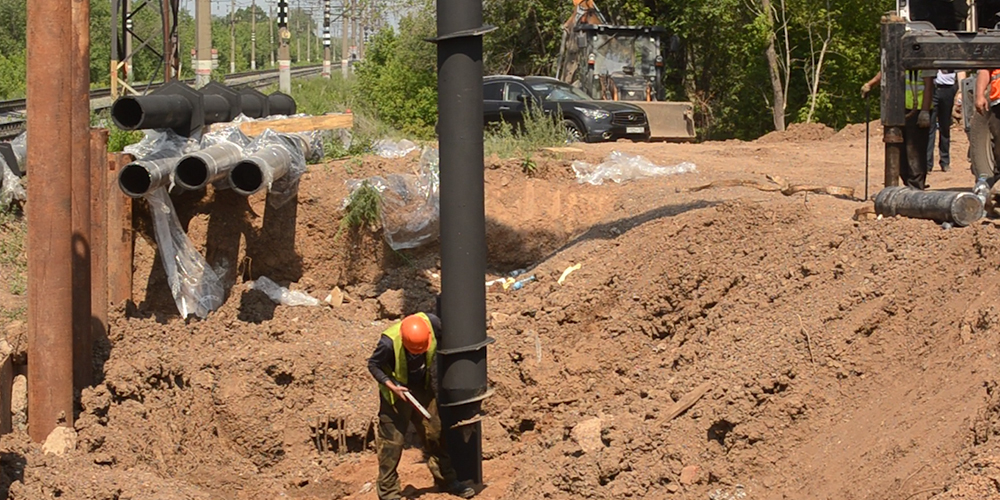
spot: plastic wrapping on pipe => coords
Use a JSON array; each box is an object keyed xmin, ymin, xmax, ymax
[
  {"xmin": 10, "ymin": 131, "xmax": 26, "ymax": 171},
  {"xmin": 175, "ymin": 122, "xmax": 252, "ymax": 190},
  {"xmin": 124, "ymin": 129, "xmax": 197, "ymax": 160},
  {"xmin": 345, "ymin": 146, "xmax": 440, "ymax": 250},
  {"xmin": 146, "ymin": 187, "xmax": 225, "ymax": 318},
  {"xmin": 0, "ymin": 154, "xmax": 25, "ymax": 207},
  {"xmin": 571, "ymin": 151, "xmax": 697, "ymax": 185},
  {"xmin": 118, "ymin": 130, "xmax": 199, "ymax": 196},
  {"xmin": 235, "ymin": 128, "xmax": 318, "ymax": 208}
]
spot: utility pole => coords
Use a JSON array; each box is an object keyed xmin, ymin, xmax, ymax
[
  {"xmin": 269, "ymin": 5, "xmax": 275, "ymax": 67},
  {"xmin": 27, "ymin": 0, "xmax": 77, "ymax": 442},
  {"xmin": 229, "ymin": 0, "xmax": 236, "ymax": 73},
  {"xmin": 306, "ymin": 6, "xmax": 311, "ymax": 63},
  {"xmin": 322, "ymin": 0, "xmax": 331, "ymax": 77},
  {"xmin": 251, "ymin": 0, "xmax": 257, "ymax": 70},
  {"xmin": 195, "ymin": 0, "xmax": 211, "ymax": 87},
  {"xmin": 278, "ymin": 0, "xmax": 291, "ymax": 92},
  {"xmin": 296, "ymin": 0, "xmax": 301, "ymax": 63},
  {"xmin": 341, "ymin": 0, "xmax": 349, "ymax": 76},
  {"xmin": 124, "ymin": 0, "xmax": 133, "ymax": 84}
]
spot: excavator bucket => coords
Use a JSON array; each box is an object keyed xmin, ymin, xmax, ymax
[{"xmin": 632, "ymin": 101, "xmax": 696, "ymax": 141}]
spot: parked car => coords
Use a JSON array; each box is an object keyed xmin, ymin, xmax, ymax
[{"xmin": 483, "ymin": 75, "xmax": 651, "ymax": 143}]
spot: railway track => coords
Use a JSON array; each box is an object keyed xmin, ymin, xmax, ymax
[{"xmin": 0, "ymin": 64, "xmax": 328, "ymax": 140}]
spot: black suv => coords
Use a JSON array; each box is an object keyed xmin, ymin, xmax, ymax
[{"xmin": 483, "ymin": 75, "xmax": 650, "ymax": 143}]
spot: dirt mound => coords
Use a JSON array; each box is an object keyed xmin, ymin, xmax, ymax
[
  {"xmin": 830, "ymin": 120, "xmax": 883, "ymax": 142},
  {"xmin": 4, "ymin": 129, "xmax": 1000, "ymax": 499},
  {"xmin": 757, "ymin": 122, "xmax": 835, "ymax": 143}
]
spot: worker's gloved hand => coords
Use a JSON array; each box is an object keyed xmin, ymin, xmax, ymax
[
  {"xmin": 918, "ymin": 110, "xmax": 932, "ymax": 128},
  {"xmin": 860, "ymin": 82, "xmax": 872, "ymax": 98},
  {"xmin": 386, "ymin": 381, "xmax": 410, "ymax": 401}
]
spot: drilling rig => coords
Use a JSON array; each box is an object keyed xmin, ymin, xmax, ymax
[{"xmin": 555, "ymin": 0, "xmax": 695, "ymax": 140}]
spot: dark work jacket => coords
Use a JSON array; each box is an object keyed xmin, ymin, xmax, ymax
[{"xmin": 367, "ymin": 313, "xmax": 442, "ymax": 392}]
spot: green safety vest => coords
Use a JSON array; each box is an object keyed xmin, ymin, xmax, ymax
[
  {"xmin": 378, "ymin": 312, "xmax": 437, "ymax": 405},
  {"xmin": 905, "ymin": 71, "xmax": 924, "ymax": 110}
]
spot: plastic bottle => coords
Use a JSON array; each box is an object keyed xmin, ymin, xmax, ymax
[
  {"xmin": 509, "ymin": 269, "xmax": 527, "ymax": 278},
  {"xmin": 511, "ymin": 275, "xmax": 536, "ymax": 291}
]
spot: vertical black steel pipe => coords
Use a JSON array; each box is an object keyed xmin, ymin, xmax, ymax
[
  {"xmin": 436, "ymin": 0, "xmax": 490, "ymax": 485},
  {"xmin": 27, "ymin": 0, "xmax": 75, "ymax": 441},
  {"xmin": 881, "ymin": 16, "xmax": 906, "ymax": 188}
]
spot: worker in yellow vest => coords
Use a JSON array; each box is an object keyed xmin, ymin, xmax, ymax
[
  {"xmin": 367, "ymin": 313, "xmax": 475, "ymax": 500},
  {"xmin": 862, "ymin": 68, "xmax": 935, "ymax": 189}
]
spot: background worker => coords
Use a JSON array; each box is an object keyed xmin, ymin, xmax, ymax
[
  {"xmin": 970, "ymin": 68, "xmax": 1000, "ymax": 204},
  {"xmin": 367, "ymin": 312, "xmax": 476, "ymax": 500},
  {"xmin": 862, "ymin": 68, "xmax": 935, "ymax": 189},
  {"xmin": 927, "ymin": 70, "xmax": 961, "ymax": 172}
]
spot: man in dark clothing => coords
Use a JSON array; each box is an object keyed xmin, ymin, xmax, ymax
[{"xmin": 367, "ymin": 312, "xmax": 475, "ymax": 500}]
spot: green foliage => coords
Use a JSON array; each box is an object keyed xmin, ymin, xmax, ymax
[
  {"xmin": 0, "ymin": 209, "xmax": 26, "ymax": 296},
  {"xmin": 338, "ymin": 181, "xmax": 381, "ymax": 237},
  {"xmin": 484, "ymin": 106, "xmax": 568, "ymax": 159},
  {"xmin": 354, "ymin": 9, "xmax": 438, "ymax": 139}
]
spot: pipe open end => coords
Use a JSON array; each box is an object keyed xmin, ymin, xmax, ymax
[
  {"xmin": 230, "ymin": 161, "xmax": 265, "ymax": 196},
  {"xmin": 119, "ymin": 163, "xmax": 153, "ymax": 198},
  {"xmin": 111, "ymin": 97, "xmax": 145, "ymax": 130},
  {"xmin": 176, "ymin": 156, "xmax": 209, "ymax": 190}
]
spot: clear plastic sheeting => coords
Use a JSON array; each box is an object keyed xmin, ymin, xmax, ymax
[
  {"xmin": 200, "ymin": 120, "xmax": 251, "ymax": 149},
  {"xmin": 124, "ymin": 129, "xmax": 198, "ymax": 161},
  {"xmin": 345, "ymin": 146, "xmax": 440, "ymax": 250},
  {"xmin": 247, "ymin": 276, "xmax": 323, "ymax": 306},
  {"xmin": 10, "ymin": 131, "xmax": 26, "ymax": 171},
  {"xmin": 571, "ymin": 151, "xmax": 697, "ymax": 185},
  {"xmin": 372, "ymin": 139, "xmax": 418, "ymax": 158},
  {"xmin": 241, "ymin": 129, "xmax": 311, "ymax": 208},
  {"xmin": 0, "ymin": 155, "xmax": 25, "ymax": 207},
  {"xmin": 146, "ymin": 187, "xmax": 225, "ymax": 318}
]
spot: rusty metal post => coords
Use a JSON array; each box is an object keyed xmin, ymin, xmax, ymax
[
  {"xmin": 27, "ymin": 0, "xmax": 76, "ymax": 441},
  {"xmin": 162, "ymin": 0, "xmax": 173, "ymax": 81},
  {"xmin": 881, "ymin": 17, "xmax": 906, "ymax": 188},
  {"xmin": 71, "ymin": 0, "xmax": 93, "ymax": 393},
  {"xmin": 90, "ymin": 130, "xmax": 110, "ymax": 360},
  {"xmin": 107, "ymin": 153, "xmax": 135, "ymax": 308}
]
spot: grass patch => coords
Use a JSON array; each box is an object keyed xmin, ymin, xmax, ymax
[
  {"xmin": 0, "ymin": 210, "xmax": 27, "ymax": 296},
  {"xmin": 484, "ymin": 106, "xmax": 569, "ymax": 160},
  {"xmin": 338, "ymin": 181, "xmax": 382, "ymax": 237},
  {"xmin": 91, "ymin": 110, "xmax": 144, "ymax": 153}
]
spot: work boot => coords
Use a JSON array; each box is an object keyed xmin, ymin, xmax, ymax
[{"xmin": 446, "ymin": 481, "xmax": 476, "ymax": 499}]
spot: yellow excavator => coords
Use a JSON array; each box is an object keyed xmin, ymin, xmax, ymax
[{"xmin": 555, "ymin": 0, "xmax": 695, "ymax": 140}]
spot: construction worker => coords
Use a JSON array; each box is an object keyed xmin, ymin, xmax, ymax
[
  {"xmin": 927, "ymin": 70, "xmax": 960, "ymax": 172},
  {"xmin": 367, "ymin": 313, "xmax": 475, "ymax": 500},
  {"xmin": 862, "ymin": 68, "xmax": 935, "ymax": 189},
  {"xmin": 969, "ymin": 68, "xmax": 1000, "ymax": 205}
]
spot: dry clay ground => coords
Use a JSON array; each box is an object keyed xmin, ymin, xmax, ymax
[{"xmin": 5, "ymin": 122, "xmax": 1000, "ymax": 499}]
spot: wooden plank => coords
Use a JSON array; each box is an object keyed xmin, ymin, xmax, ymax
[
  {"xmin": 0, "ymin": 340, "xmax": 11, "ymax": 434},
  {"xmin": 106, "ymin": 153, "xmax": 134, "ymax": 308},
  {"xmin": 90, "ymin": 130, "xmax": 109, "ymax": 346},
  {"xmin": 663, "ymin": 381, "xmax": 713, "ymax": 422},
  {"xmin": 230, "ymin": 113, "xmax": 354, "ymax": 136}
]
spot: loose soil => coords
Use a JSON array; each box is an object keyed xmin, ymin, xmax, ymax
[{"xmin": 2, "ymin": 123, "xmax": 999, "ymax": 500}]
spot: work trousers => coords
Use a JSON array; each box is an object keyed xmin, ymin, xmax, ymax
[
  {"xmin": 927, "ymin": 83, "xmax": 956, "ymax": 171},
  {"xmin": 969, "ymin": 105, "xmax": 1000, "ymax": 180},
  {"xmin": 376, "ymin": 388, "xmax": 458, "ymax": 500},
  {"xmin": 901, "ymin": 110, "xmax": 929, "ymax": 190}
]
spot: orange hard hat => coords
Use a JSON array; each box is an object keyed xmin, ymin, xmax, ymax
[{"xmin": 400, "ymin": 314, "xmax": 431, "ymax": 354}]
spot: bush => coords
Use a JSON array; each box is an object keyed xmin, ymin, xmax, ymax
[
  {"xmin": 338, "ymin": 181, "xmax": 381, "ymax": 237},
  {"xmin": 354, "ymin": 8, "xmax": 438, "ymax": 139},
  {"xmin": 484, "ymin": 106, "xmax": 568, "ymax": 159}
]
